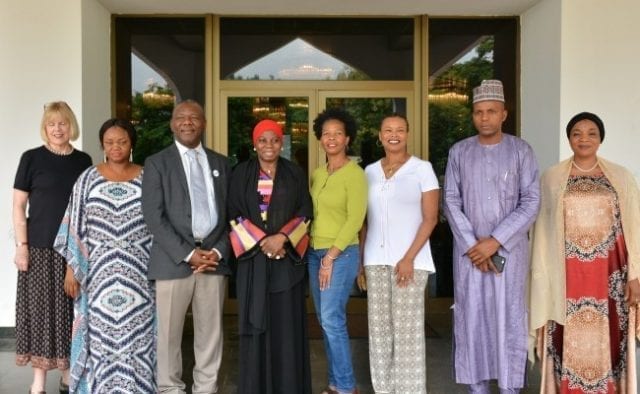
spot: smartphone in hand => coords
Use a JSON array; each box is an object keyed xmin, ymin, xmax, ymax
[{"xmin": 491, "ymin": 254, "xmax": 506, "ymax": 273}]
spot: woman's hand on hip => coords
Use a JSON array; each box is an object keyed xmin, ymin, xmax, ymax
[{"xmin": 64, "ymin": 265, "xmax": 80, "ymax": 299}]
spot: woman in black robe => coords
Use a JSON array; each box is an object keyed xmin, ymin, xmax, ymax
[{"xmin": 228, "ymin": 119, "xmax": 313, "ymax": 394}]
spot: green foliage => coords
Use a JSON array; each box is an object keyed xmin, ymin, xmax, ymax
[
  {"xmin": 440, "ymin": 37, "xmax": 494, "ymax": 98},
  {"xmin": 226, "ymin": 97, "xmax": 310, "ymax": 171},
  {"xmin": 336, "ymin": 67, "xmax": 371, "ymax": 81},
  {"xmin": 428, "ymin": 102, "xmax": 473, "ymax": 176},
  {"xmin": 227, "ymin": 98, "xmax": 256, "ymax": 167},
  {"xmin": 131, "ymin": 83, "xmax": 175, "ymax": 164},
  {"xmin": 428, "ymin": 36, "xmax": 494, "ymax": 176},
  {"xmin": 325, "ymin": 97, "xmax": 391, "ymax": 168}
]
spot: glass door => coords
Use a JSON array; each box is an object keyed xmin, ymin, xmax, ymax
[
  {"xmin": 220, "ymin": 91, "xmax": 316, "ymax": 175},
  {"xmin": 221, "ymin": 90, "xmax": 414, "ymax": 173},
  {"xmin": 317, "ymin": 91, "xmax": 414, "ymax": 170},
  {"xmin": 221, "ymin": 89, "xmax": 413, "ymax": 310}
]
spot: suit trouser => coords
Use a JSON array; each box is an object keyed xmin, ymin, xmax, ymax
[{"xmin": 156, "ymin": 274, "xmax": 227, "ymax": 394}]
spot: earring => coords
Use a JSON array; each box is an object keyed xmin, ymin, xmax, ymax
[
  {"xmin": 253, "ymin": 147, "xmax": 257, "ymax": 151},
  {"xmin": 103, "ymin": 153, "xmax": 107, "ymax": 163},
  {"xmin": 375, "ymin": 139, "xmax": 382, "ymax": 147},
  {"xmin": 129, "ymin": 149, "xmax": 133, "ymax": 162},
  {"xmin": 281, "ymin": 147, "xmax": 284, "ymax": 151}
]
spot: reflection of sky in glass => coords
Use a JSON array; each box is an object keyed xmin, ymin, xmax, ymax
[
  {"xmin": 455, "ymin": 43, "xmax": 493, "ymax": 65},
  {"xmin": 132, "ymin": 53, "xmax": 166, "ymax": 93},
  {"xmin": 232, "ymin": 38, "xmax": 356, "ymax": 80},
  {"xmin": 132, "ymin": 38, "xmax": 362, "ymax": 89}
]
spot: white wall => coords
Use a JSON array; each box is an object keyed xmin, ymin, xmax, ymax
[
  {"xmin": 82, "ymin": 0, "xmax": 112, "ymax": 160},
  {"xmin": 560, "ymin": 0, "xmax": 640, "ymax": 178},
  {"xmin": 522, "ymin": 0, "xmax": 640, "ymax": 177},
  {"xmin": 0, "ymin": 0, "xmax": 110, "ymax": 327},
  {"xmin": 520, "ymin": 0, "xmax": 563, "ymax": 173}
]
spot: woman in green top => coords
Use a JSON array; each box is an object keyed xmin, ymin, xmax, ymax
[{"xmin": 308, "ymin": 108, "xmax": 367, "ymax": 394}]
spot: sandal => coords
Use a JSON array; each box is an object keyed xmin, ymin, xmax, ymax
[{"xmin": 59, "ymin": 377, "xmax": 70, "ymax": 394}]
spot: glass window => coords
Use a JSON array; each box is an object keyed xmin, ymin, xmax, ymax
[
  {"xmin": 227, "ymin": 96, "xmax": 309, "ymax": 172},
  {"xmin": 427, "ymin": 18, "xmax": 518, "ymax": 298},
  {"xmin": 220, "ymin": 18, "xmax": 414, "ymax": 81},
  {"xmin": 324, "ymin": 97, "xmax": 407, "ymax": 168},
  {"xmin": 114, "ymin": 17, "xmax": 206, "ymax": 163}
]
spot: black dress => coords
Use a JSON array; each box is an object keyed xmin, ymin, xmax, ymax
[
  {"xmin": 14, "ymin": 146, "xmax": 92, "ymax": 370},
  {"xmin": 228, "ymin": 157, "xmax": 313, "ymax": 394}
]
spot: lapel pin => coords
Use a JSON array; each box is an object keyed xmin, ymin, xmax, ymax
[{"xmin": 212, "ymin": 169, "xmax": 220, "ymax": 177}]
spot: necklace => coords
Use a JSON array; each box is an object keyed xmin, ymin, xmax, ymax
[
  {"xmin": 382, "ymin": 155, "xmax": 410, "ymax": 178},
  {"xmin": 45, "ymin": 143, "xmax": 73, "ymax": 156},
  {"xmin": 260, "ymin": 167, "xmax": 275, "ymax": 177},
  {"xmin": 571, "ymin": 159, "xmax": 599, "ymax": 172}
]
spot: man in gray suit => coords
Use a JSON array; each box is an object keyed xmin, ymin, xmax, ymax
[{"xmin": 142, "ymin": 100, "xmax": 231, "ymax": 394}]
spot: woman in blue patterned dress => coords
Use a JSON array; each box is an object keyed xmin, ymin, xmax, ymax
[{"xmin": 54, "ymin": 119, "xmax": 156, "ymax": 393}]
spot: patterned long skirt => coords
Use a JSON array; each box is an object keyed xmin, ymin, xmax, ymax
[
  {"xmin": 540, "ymin": 174, "xmax": 638, "ymax": 393},
  {"xmin": 15, "ymin": 247, "xmax": 72, "ymax": 370}
]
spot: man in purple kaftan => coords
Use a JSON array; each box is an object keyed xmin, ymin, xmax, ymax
[{"xmin": 443, "ymin": 80, "xmax": 540, "ymax": 393}]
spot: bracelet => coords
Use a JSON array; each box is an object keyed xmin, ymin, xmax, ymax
[
  {"xmin": 15, "ymin": 241, "xmax": 28, "ymax": 247},
  {"xmin": 325, "ymin": 253, "xmax": 337, "ymax": 260},
  {"xmin": 320, "ymin": 258, "xmax": 333, "ymax": 270}
]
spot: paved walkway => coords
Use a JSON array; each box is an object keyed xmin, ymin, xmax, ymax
[{"xmin": 1, "ymin": 311, "xmax": 541, "ymax": 393}]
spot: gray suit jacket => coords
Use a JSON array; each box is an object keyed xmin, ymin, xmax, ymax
[{"xmin": 142, "ymin": 143, "xmax": 231, "ymax": 280}]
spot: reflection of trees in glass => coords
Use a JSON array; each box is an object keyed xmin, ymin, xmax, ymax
[
  {"xmin": 336, "ymin": 68, "xmax": 370, "ymax": 81},
  {"xmin": 227, "ymin": 98, "xmax": 255, "ymax": 167},
  {"xmin": 325, "ymin": 98, "xmax": 398, "ymax": 168},
  {"xmin": 441, "ymin": 37, "xmax": 494, "ymax": 97},
  {"xmin": 131, "ymin": 83, "xmax": 175, "ymax": 164},
  {"xmin": 429, "ymin": 102, "xmax": 473, "ymax": 177},
  {"xmin": 428, "ymin": 36, "xmax": 493, "ymax": 177},
  {"xmin": 227, "ymin": 97, "xmax": 309, "ymax": 172},
  {"xmin": 286, "ymin": 102, "xmax": 309, "ymax": 172}
]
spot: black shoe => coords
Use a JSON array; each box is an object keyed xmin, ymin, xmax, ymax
[{"xmin": 59, "ymin": 378, "xmax": 69, "ymax": 394}]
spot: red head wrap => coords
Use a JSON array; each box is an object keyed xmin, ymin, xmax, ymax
[{"xmin": 252, "ymin": 119, "xmax": 283, "ymax": 144}]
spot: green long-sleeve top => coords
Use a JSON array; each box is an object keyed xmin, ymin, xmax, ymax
[{"xmin": 310, "ymin": 160, "xmax": 368, "ymax": 250}]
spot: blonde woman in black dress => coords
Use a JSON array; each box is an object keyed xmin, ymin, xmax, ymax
[{"xmin": 13, "ymin": 102, "xmax": 92, "ymax": 394}]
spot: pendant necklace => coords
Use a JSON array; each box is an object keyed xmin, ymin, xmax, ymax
[
  {"xmin": 260, "ymin": 167, "xmax": 275, "ymax": 177},
  {"xmin": 382, "ymin": 155, "xmax": 409, "ymax": 178}
]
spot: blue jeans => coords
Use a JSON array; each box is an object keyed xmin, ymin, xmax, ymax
[{"xmin": 308, "ymin": 245, "xmax": 359, "ymax": 393}]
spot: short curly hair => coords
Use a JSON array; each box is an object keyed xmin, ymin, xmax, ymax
[{"xmin": 312, "ymin": 108, "xmax": 357, "ymax": 146}]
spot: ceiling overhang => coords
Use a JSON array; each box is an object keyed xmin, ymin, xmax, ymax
[{"xmin": 98, "ymin": 0, "xmax": 541, "ymax": 16}]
